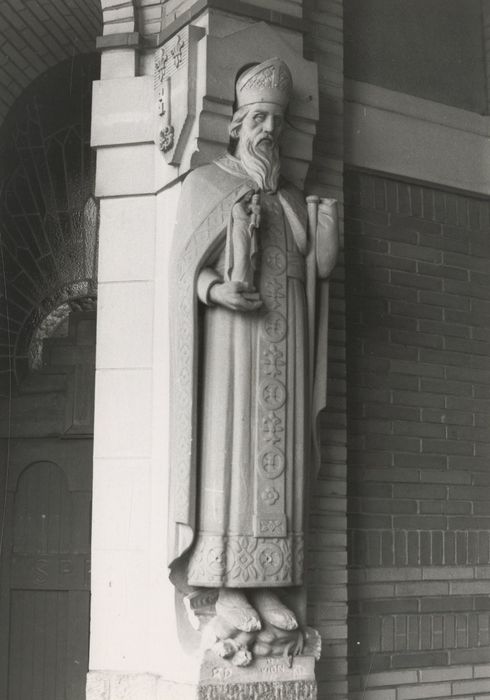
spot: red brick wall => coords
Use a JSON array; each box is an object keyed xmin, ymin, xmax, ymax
[{"xmin": 345, "ymin": 169, "xmax": 490, "ymax": 698}]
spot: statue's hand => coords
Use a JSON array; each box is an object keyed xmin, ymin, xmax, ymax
[
  {"xmin": 209, "ymin": 281, "xmax": 262, "ymax": 312},
  {"xmin": 232, "ymin": 199, "xmax": 252, "ymax": 221}
]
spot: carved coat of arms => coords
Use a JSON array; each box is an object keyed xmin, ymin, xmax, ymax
[{"xmin": 153, "ymin": 26, "xmax": 204, "ymax": 164}]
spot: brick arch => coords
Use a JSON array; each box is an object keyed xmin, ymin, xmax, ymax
[
  {"xmin": 100, "ymin": 0, "xmax": 136, "ymax": 36},
  {"xmin": 0, "ymin": 55, "xmax": 99, "ymax": 392}
]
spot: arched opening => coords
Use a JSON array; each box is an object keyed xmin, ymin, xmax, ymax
[{"xmin": 0, "ymin": 6, "xmax": 101, "ymax": 698}]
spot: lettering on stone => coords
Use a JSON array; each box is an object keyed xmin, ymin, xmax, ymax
[
  {"xmin": 33, "ymin": 558, "xmax": 49, "ymax": 584},
  {"xmin": 211, "ymin": 667, "xmax": 232, "ymax": 681},
  {"xmin": 60, "ymin": 558, "xmax": 73, "ymax": 576}
]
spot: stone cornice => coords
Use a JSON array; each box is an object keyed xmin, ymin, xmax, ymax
[
  {"xmin": 152, "ymin": 0, "xmax": 308, "ymax": 48},
  {"xmin": 96, "ymin": 32, "xmax": 140, "ymax": 50},
  {"xmin": 345, "ymin": 80, "xmax": 490, "ymax": 196}
]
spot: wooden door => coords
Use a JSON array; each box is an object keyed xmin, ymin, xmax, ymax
[
  {"xmin": 0, "ymin": 441, "xmax": 92, "ymax": 700},
  {"xmin": 0, "ymin": 311, "xmax": 95, "ymax": 700}
]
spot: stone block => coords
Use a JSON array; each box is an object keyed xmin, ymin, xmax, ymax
[
  {"xmin": 103, "ymin": 20, "xmax": 136, "ymax": 35},
  {"xmin": 96, "ymin": 282, "xmax": 154, "ymax": 369},
  {"xmin": 95, "ymin": 144, "xmax": 156, "ymax": 197},
  {"xmin": 92, "ymin": 77, "xmax": 153, "ymax": 147},
  {"xmin": 89, "ymin": 550, "xmax": 152, "ymax": 669},
  {"xmin": 92, "ymin": 458, "xmax": 150, "ymax": 551},
  {"xmin": 93, "ymin": 368, "xmax": 152, "ymax": 458},
  {"xmin": 98, "ymin": 197, "xmax": 156, "ymax": 283},
  {"xmin": 101, "ymin": 49, "xmax": 137, "ymax": 79}
]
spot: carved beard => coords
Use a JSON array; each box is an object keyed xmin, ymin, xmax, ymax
[{"xmin": 239, "ymin": 135, "xmax": 281, "ymax": 193}]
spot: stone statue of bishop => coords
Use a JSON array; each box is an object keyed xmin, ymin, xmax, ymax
[{"xmin": 168, "ymin": 57, "xmax": 338, "ymax": 664}]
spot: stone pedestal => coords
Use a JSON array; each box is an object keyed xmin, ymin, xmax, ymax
[
  {"xmin": 196, "ymin": 653, "xmax": 317, "ymax": 699},
  {"xmin": 88, "ymin": 654, "xmax": 317, "ymax": 700}
]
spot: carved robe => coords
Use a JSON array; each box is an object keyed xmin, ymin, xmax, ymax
[{"xmin": 168, "ymin": 153, "xmax": 333, "ymax": 589}]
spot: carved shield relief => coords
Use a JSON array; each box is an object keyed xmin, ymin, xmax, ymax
[{"xmin": 154, "ymin": 25, "xmax": 205, "ymax": 165}]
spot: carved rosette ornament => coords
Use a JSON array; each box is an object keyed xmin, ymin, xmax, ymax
[{"xmin": 159, "ymin": 124, "xmax": 174, "ymax": 153}]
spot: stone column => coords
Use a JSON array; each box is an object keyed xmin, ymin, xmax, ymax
[
  {"xmin": 87, "ymin": 10, "xmax": 181, "ymax": 697},
  {"xmin": 87, "ymin": 3, "xmax": 331, "ymax": 699}
]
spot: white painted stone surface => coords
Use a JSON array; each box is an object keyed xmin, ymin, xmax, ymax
[
  {"xmin": 89, "ymin": 548, "xmax": 151, "ymax": 669},
  {"xmin": 96, "ymin": 282, "xmax": 154, "ymax": 369},
  {"xmin": 91, "ymin": 458, "xmax": 151, "ymax": 551},
  {"xmin": 95, "ymin": 145, "xmax": 156, "ymax": 197},
  {"xmin": 98, "ymin": 197, "xmax": 156, "ymax": 283},
  {"xmin": 93, "ymin": 369, "xmax": 152, "ymax": 459},
  {"xmin": 86, "ymin": 672, "xmax": 197, "ymax": 700},
  {"xmin": 92, "ymin": 78, "xmax": 153, "ymax": 147},
  {"xmin": 100, "ymin": 49, "xmax": 137, "ymax": 80}
]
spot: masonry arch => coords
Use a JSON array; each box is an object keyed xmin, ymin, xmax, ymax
[{"xmin": 0, "ymin": 6, "xmax": 101, "ymax": 699}]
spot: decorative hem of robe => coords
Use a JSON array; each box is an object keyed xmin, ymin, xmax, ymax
[{"xmin": 187, "ymin": 533, "xmax": 304, "ymax": 587}]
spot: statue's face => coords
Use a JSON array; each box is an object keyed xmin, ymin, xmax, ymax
[{"xmin": 238, "ymin": 102, "xmax": 285, "ymax": 151}]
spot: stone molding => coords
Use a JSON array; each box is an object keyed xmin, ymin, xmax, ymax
[
  {"xmin": 96, "ymin": 32, "xmax": 140, "ymax": 50},
  {"xmin": 345, "ymin": 79, "xmax": 490, "ymax": 195}
]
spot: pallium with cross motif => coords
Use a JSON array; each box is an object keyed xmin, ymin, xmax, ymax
[{"xmin": 187, "ymin": 189, "xmax": 307, "ymax": 587}]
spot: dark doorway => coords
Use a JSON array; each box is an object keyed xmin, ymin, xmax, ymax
[
  {"xmin": 0, "ymin": 53, "xmax": 98, "ymax": 700},
  {"xmin": 0, "ymin": 311, "xmax": 95, "ymax": 700}
]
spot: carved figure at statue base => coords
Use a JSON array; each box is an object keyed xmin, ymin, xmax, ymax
[{"xmin": 169, "ymin": 57, "xmax": 338, "ymax": 667}]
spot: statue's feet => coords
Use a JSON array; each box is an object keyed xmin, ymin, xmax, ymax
[
  {"xmin": 216, "ymin": 589, "xmax": 261, "ymax": 632},
  {"xmin": 251, "ymin": 590, "xmax": 298, "ymax": 631},
  {"xmin": 212, "ymin": 639, "xmax": 236, "ymax": 659},
  {"xmin": 232, "ymin": 649, "xmax": 253, "ymax": 667}
]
